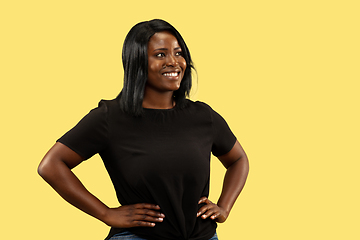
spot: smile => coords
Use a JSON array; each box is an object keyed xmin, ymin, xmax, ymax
[{"xmin": 162, "ymin": 72, "xmax": 180, "ymax": 77}]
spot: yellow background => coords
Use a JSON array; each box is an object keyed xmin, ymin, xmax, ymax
[{"xmin": 1, "ymin": 0, "xmax": 359, "ymax": 239}]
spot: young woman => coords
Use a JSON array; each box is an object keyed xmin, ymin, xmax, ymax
[{"xmin": 38, "ymin": 19, "xmax": 249, "ymax": 240}]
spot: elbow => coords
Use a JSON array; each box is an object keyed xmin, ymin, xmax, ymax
[
  {"xmin": 228, "ymin": 155, "xmax": 249, "ymax": 178},
  {"xmin": 37, "ymin": 160, "xmax": 49, "ymax": 179},
  {"xmin": 239, "ymin": 153, "xmax": 249, "ymax": 171},
  {"xmin": 239, "ymin": 151, "xmax": 249, "ymax": 171},
  {"xmin": 243, "ymin": 156, "xmax": 250, "ymax": 174},
  {"xmin": 227, "ymin": 153, "xmax": 249, "ymax": 170},
  {"xmin": 37, "ymin": 157, "xmax": 56, "ymax": 181}
]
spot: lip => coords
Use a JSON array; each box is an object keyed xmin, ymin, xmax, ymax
[
  {"xmin": 162, "ymin": 71, "xmax": 181, "ymax": 80},
  {"xmin": 161, "ymin": 67, "xmax": 182, "ymax": 75},
  {"xmin": 161, "ymin": 68, "xmax": 182, "ymax": 80}
]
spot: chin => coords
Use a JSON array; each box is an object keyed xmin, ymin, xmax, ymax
[
  {"xmin": 171, "ymin": 84, "xmax": 181, "ymax": 91},
  {"xmin": 165, "ymin": 82, "xmax": 181, "ymax": 91}
]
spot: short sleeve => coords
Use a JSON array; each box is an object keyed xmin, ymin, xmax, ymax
[
  {"xmin": 209, "ymin": 107, "xmax": 237, "ymax": 157},
  {"xmin": 57, "ymin": 100, "xmax": 109, "ymax": 159}
]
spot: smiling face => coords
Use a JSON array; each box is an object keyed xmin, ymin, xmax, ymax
[{"xmin": 146, "ymin": 31, "xmax": 187, "ymax": 93}]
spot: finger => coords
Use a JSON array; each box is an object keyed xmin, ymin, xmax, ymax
[
  {"xmin": 133, "ymin": 221, "xmax": 156, "ymax": 227},
  {"xmin": 201, "ymin": 208, "xmax": 217, "ymax": 219},
  {"xmin": 134, "ymin": 203, "xmax": 165, "ymax": 217},
  {"xmin": 210, "ymin": 212, "xmax": 221, "ymax": 220},
  {"xmin": 135, "ymin": 203, "xmax": 161, "ymax": 210},
  {"xmin": 197, "ymin": 204, "xmax": 211, "ymax": 217},
  {"xmin": 198, "ymin": 196, "xmax": 208, "ymax": 204},
  {"xmin": 135, "ymin": 208, "xmax": 165, "ymax": 218},
  {"xmin": 134, "ymin": 214, "xmax": 164, "ymax": 222}
]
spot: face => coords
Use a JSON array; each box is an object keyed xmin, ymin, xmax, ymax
[{"xmin": 147, "ymin": 31, "xmax": 187, "ymax": 93}]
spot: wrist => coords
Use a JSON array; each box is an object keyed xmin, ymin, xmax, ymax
[
  {"xmin": 97, "ymin": 206, "xmax": 112, "ymax": 226},
  {"xmin": 217, "ymin": 203, "xmax": 231, "ymax": 217}
]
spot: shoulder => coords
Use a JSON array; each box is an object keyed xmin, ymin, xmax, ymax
[
  {"xmin": 94, "ymin": 98, "xmax": 123, "ymax": 115},
  {"xmin": 186, "ymin": 100, "xmax": 231, "ymax": 127},
  {"xmin": 181, "ymin": 100, "xmax": 227, "ymax": 126},
  {"xmin": 184, "ymin": 99, "xmax": 213, "ymax": 110},
  {"xmin": 184, "ymin": 99, "xmax": 218, "ymax": 116},
  {"xmin": 97, "ymin": 98, "xmax": 118, "ymax": 110},
  {"xmin": 80, "ymin": 98, "xmax": 122, "ymax": 124}
]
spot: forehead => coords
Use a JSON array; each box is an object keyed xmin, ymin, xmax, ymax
[{"xmin": 148, "ymin": 31, "xmax": 180, "ymax": 49}]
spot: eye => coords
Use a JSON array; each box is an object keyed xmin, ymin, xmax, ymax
[
  {"xmin": 155, "ymin": 53, "xmax": 165, "ymax": 57},
  {"xmin": 176, "ymin": 51, "xmax": 183, "ymax": 56}
]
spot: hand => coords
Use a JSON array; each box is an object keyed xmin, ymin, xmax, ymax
[
  {"xmin": 103, "ymin": 203, "xmax": 165, "ymax": 228},
  {"xmin": 197, "ymin": 197, "xmax": 229, "ymax": 223}
]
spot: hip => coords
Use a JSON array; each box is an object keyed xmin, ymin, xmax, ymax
[{"xmin": 109, "ymin": 231, "xmax": 219, "ymax": 240}]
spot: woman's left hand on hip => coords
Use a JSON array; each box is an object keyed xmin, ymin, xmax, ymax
[{"xmin": 197, "ymin": 196, "xmax": 228, "ymax": 223}]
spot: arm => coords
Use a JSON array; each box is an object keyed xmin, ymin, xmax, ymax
[
  {"xmin": 197, "ymin": 140, "xmax": 249, "ymax": 223},
  {"xmin": 38, "ymin": 142, "xmax": 165, "ymax": 228}
]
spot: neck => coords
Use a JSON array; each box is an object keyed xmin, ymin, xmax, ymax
[{"xmin": 142, "ymin": 89, "xmax": 175, "ymax": 109}]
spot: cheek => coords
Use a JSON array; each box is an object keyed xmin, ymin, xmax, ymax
[
  {"xmin": 148, "ymin": 63, "xmax": 160, "ymax": 76},
  {"xmin": 180, "ymin": 59, "xmax": 187, "ymax": 71}
]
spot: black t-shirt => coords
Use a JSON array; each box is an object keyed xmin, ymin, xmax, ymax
[{"xmin": 58, "ymin": 99, "xmax": 236, "ymax": 240}]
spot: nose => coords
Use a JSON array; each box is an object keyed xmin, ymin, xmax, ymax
[{"xmin": 165, "ymin": 54, "xmax": 178, "ymax": 67}]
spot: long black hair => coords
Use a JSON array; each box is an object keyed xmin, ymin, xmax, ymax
[{"xmin": 118, "ymin": 19, "xmax": 194, "ymax": 116}]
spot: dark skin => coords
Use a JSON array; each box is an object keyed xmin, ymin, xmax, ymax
[
  {"xmin": 38, "ymin": 31, "xmax": 249, "ymax": 229},
  {"xmin": 143, "ymin": 31, "xmax": 186, "ymax": 109},
  {"xmin": 197, "ymin": 140, "xmax": 249, "ymax": 223}
]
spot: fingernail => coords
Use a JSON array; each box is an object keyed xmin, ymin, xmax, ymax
[{"xmin": 158, "ymin": 218, "xmax": 163, "ymax": 221}]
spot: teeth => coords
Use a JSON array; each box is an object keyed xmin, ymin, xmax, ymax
[{"xmin": 163, "ymin": 72, "xmax": 178, "ymax": 77}]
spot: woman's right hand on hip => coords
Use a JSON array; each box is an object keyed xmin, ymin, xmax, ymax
[{"xmin": 103, "ymin": 203, "xmax": 165, "ymax": 228}]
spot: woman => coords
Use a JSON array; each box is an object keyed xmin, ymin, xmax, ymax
[{"xmin": 38, "ymin": 19, "xmax": 249, "ymax": 240}]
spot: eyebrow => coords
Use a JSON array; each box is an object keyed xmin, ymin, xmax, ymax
[{"xmin": 153, "ymin": 47, "xmax": 182, "ymax": 52}]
